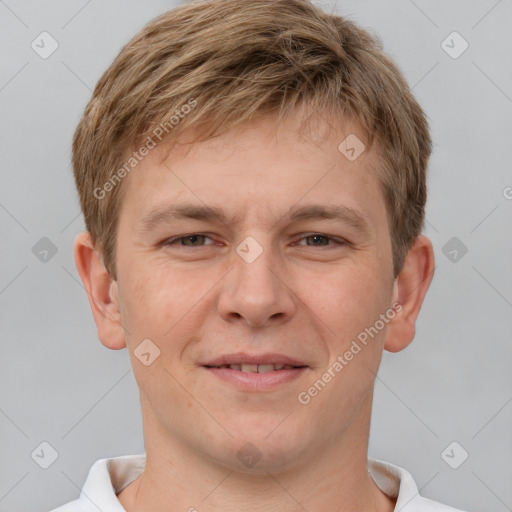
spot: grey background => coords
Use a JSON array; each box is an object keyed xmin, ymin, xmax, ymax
[{"xmin": 1, "ymin": 1, "xmax": 511, "ymax": 511}]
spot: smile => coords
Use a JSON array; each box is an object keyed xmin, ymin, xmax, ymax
[{"xmin": 205, "ymin": 363, "xmax": 304, "ymax": 372}]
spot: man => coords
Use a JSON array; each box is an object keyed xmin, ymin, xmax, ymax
[{"xmin": 51, "ymin": 0, "xmax": 466, "ymax": 510}]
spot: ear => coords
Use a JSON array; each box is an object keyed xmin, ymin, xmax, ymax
[
  {"xmin": 384, "ymin": 235, "xmax": 435, "ymax": 353},
  {"xmin": 73, "ymin": 231, "xmax": 126, "ymax": 350}
]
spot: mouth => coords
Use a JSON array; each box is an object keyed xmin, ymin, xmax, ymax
[
  {"xmin": 201, "ymin": 354, "xmax": 310, "ymax": 391},
  {"xmin": 204, "ymin": 363, "xmax": 306, "ymax": 372}
]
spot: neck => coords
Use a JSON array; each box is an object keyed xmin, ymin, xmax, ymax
[{"xmin": 118, "ymin": 393, "xmax": 395, "ymax": 512}]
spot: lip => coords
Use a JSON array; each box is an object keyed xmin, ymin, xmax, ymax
[
  {"xmin": 201, "ymin": 352, "xmax": 308, "ymax": 367},
  {"xmin": 200, "ymin": 352, "xmax": 309, "ymax": 392},
  {"xmin": 202, "ymin": 366, "xmax": 309, "ymax": 392}
]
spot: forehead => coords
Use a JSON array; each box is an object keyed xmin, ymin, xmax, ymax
[{"xmin": 118, "ymin": 112, "xmax": 387, "ymax": 233}]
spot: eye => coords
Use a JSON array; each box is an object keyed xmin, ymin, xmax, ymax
[
  {"xmin": 295, "ymin": 233, "xmax": 346, "ymax": 247},
  {"xmin": 163, "ymin": 233, "xmax": 347, "ymax": 248},
  {"xmin": 165, "ymin": 234, "xmax": 215, "ymax": 247}
]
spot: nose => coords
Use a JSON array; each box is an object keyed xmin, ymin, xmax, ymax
[{"xmin": 217, "ymin": 238, "xmax": 296, "ymax": 328}]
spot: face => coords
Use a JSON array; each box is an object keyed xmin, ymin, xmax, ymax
[{"xmin": 112, "ymin": 112, "xmax": 397, "ymax": 472}]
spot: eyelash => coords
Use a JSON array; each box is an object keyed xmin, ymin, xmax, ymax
[{"xmin": 164, "ymin": 233, "xmax": 347, "ymax": 248}]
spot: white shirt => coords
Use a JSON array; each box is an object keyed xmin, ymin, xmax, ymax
[{"xmin": 49, "ymin": 454, "xmax": 466, "ymax": 511}]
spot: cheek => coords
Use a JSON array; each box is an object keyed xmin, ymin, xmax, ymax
[
  {"xmin": 307, "ymin": 262, "xmax": 386, "ymax": 323},
  {"xmin": 120, "ymin": 260, "xmax": 214, "ymax": 347},
  {"xmin": 304, "ymin": 261, "xmax": 393, "ymax": 377},
  {"xmin": 118, "ymin": 263, "xmax": 174, "ymax": 344}
]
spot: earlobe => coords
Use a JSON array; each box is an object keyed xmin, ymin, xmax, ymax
[
  {"xmin": 384, "ymin": 235, "xmax": 435, "ymax": 353},
  {"xmin": 73, "ymin": 231, "xmax": 127, "ymax": 350}
]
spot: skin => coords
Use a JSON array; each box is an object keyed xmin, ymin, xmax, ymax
[{"xmin": 74, "ymin": 110, "xmax": 435, "ymax": 512}]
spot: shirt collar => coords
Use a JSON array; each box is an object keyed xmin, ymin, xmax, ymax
[
  {"xmin": 79, "ymin": 453, "xmax": 145, "ymax": 511},
  {"xmin": 77, "ymin": 454, "xmax": 430, "ymax": 511}
]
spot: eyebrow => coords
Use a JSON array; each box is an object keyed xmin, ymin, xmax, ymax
[{"xmin": 139, "ymin": 203, "xmax": 372, "ymax": 234}]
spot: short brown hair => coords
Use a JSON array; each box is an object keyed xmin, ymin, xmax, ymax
[{"xmin": 72, "ymin": 0, "xmax": 432, "ymax": 280}]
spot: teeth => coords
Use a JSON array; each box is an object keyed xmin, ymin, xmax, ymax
[
  {"xmin": 223, "ymin": 363, "xmax": 298, "ymax": 372},
  {"xmin": 241, "ymin": 364, "xmax": 259, "ymax": 373},
  {"xmin": 257, "ymin": 364, "xmax": 275, "ymax": 373}
]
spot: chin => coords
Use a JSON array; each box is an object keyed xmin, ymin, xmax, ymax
[{"xmin": 207, "ymin": 430, "xmax": 309, "ymax": 474}]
